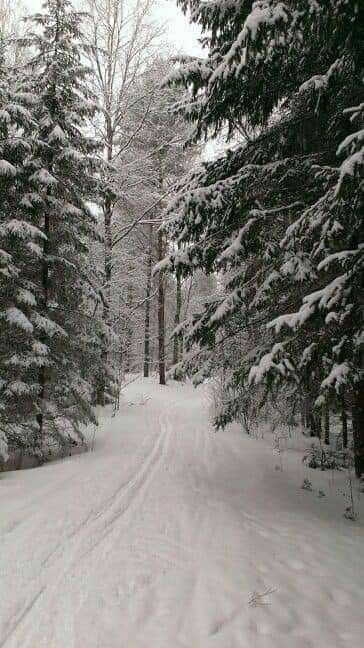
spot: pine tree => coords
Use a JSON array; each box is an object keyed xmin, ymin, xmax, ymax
[{"xmin": 162, "ymin": 1, "xmax": 364, "ymax": 473}]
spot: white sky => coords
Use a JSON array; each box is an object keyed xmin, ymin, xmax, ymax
[{"xmin": 22, "ymin": 0, "xmax": 203, "ymax": 56}]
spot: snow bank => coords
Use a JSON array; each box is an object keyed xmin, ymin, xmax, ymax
[{"xmin": 0, "ymin": 377, "xmax": 363, "ymax": 647}]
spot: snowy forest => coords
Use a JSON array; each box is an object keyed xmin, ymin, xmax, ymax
[{"xmin": 0, "ymin": 0, "xmax": 363, "ymax": 646}]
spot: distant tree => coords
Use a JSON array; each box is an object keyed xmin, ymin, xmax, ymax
[
  {"xmin": 82, "ymin": 0, "xmax": 162, "ymax": 401},
  {"xmin": 116, "ymin": 57, "xmax": 197, "ymax": 383}
]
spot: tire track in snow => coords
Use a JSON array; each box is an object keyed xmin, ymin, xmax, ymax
[
  {"xmin": 0, "ymin": 588, "xmax": 46, "ymax": 648},
  {"xmin": 1, "ymin": 422, "xmax": 171, "ymax": 648}
]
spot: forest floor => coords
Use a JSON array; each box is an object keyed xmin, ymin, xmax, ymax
[{"xmin": 0, "ymin": 377, "xmax": 363, "ymax": 648}]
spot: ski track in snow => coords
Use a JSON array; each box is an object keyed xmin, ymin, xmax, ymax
[{"xmin": 0, "ymin": 378, "xmax": 363, "ymax": 648}]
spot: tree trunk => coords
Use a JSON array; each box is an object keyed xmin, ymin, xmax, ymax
[
  {"xmin": 104, "ymin": 118, "xmax": 114, "ymax": 319},
  {"xmin": 37, "ymin": 211, "xmax": 50, "ymax": 438},
  {"xmin": 324, "ymin": 407, "xmax": 330, "ymax": 445},
  {"xmin": 303, "ymin": 396, "xmax": 311, "ymax": 433},
  {"xmin": 98, "ymin": 117, "xmax": 114, "ymax": 405},
  {"xmin": 316, "ymin": 415, "xmax": 322, "ymax": 439},
  {"xmin": 37, "ymin": 15, "xmax": 60, "ymax": 437},
  {"xmin": 352, "ymin": 381, "xmax": 364, "ymax": 478},
  {"xmin": 172, "ymin": 269, "xmax": 182, "ymax": 367},
  {"xmin": 341, "ymin": 398, "xmax": 348, "ymax": 449},
  {"xmin": 300, "ymin": 407, "xmax": 305, "ymax": 430},
  {"xmin": 143, "ymin": 225, "xmax": 153, "ymax": 378},
  {"xmin": 96, "ymin": 195, "xmax": 113, "ymax": 406},
  {"xmin": 157, "ymin": 229, "xmax": 166, "ymax": 385},
  {"xmin": 309, "ymin": 413, "xmax": 316, "ymax": 437},
  {"xmin": 125, "ymin": 284, "xmax": 133, "ymax": 374}
]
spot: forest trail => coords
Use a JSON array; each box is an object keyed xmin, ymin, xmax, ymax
[{"xmin": 0, "ymin": 378, "xmax": 363, "ymax": 648}]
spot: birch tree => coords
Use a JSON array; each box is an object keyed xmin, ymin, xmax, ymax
[
  {"xmin": 82, "ymin": 0, "xmax": 162, "ymax": 400},
  {"xmin": 111, "ymin": 57, "xmax": 197, "ymax": 384}
]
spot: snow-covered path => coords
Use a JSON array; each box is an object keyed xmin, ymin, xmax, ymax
[{"xmin": 0, "ymin": 379, "xmax": 363, "ymax": 648}]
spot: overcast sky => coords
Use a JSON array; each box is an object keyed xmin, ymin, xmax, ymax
[{"xmin": 22, "ymin": 0, "xmax": 203, "ymax": 56}]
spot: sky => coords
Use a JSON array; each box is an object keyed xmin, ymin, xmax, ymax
[{"xmin": 23, "ymin": 0, "xmax": 203, "ymax": 56}]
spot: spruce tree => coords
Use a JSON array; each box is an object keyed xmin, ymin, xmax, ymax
[
  {"xmin": 0, "ymin": 33, "xmax": 44, "ymax": 458},
  {"xmin": 162, "ymin": 1, "xmax": 364, "ymax": 474},
  {"xmin": 15, "ymin": 0, "xmax": 102, "ymax": 453}
]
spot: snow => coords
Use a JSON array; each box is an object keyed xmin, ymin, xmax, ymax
[
  {"xmin": 0, "ymin": 377, "xmax": 363, "ymax": 648},
  {"xmin": 30, "ymin": 169, "xmax": 58, "ymax": 187},
  {"xmin": 337, "ymin": 129, "xmax": 364, "ymax": 156},
  {"xmin": 299, "ymin": 58, "xmax": 344, "ymax": 94},
  {"xmin": 249, "ymin": 343, "xmax": 292, "ymax": 383},
  {"xmin": 0, "ymin": 109, "xmax": 11, "ymax": 124},
  {"xmin": 32, "ymin": 341, "xmax": 49, "ymax": 355},
  {"xmin": 220, "ymin": 219, "xmax": 256, "ymax": 259},
  {"xmin": 0, "ymin": 429, "xmax": 9, "ymax": 462},
  {"xmin": 317, "ymin": 249, "xmax": 359, "ymax": 271},
  {"xmin": 304, "ymin": 274, "xmax": 347, "ymax": 311},
  {"xmin": 4, "ymin": 306, "xmax": 33, "ymax": 333},
  {"xmin": 209, "ymin": 289, "xmax": 240, "ymax": 322},
  {"xmin": 16, "ymin": 289, "xmax": 37, "ymax": 307},
  {"xmin": 209, "ymin": 2, "xmax": 289, "ymax": 84},
  {"xmin": 5, "ymin": 380, "xmax": 34, "ymax": 396},
  {"xmin": 321, "ymin": 362, "xmax": 351, "ymax": 392},
  {"xmin": 0, "ymin": 160, "xmax": 17, "ymax": 176},
  {"xmin": 31, "ymin": 313, "xmax": 67, "ymax": 338},
  {"xmin": 48, "ymin": 125, "xmax": 67, "ymax": 143},
  {"xmin": 336, "ymin": 148, "xmax": 364, "ymax": 194},
  {"xmin": 267, "ymin": 273, "xmax": 350, "ymax": 335},
  {"xmin": 1, "ymin": 219, "xmax": 45, "ymax": 241}
]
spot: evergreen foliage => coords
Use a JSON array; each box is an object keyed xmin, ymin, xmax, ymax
[
  {"xmin": 0, "ymin": 0, "xmax": 107, "ymax": 460},
  {"xmin": 0, "ymin": 34, "xmax": 41, "ymax": 456},
  {"xmin": 162, "ymin": 1, "xmax": 364, "ymax": 474}
]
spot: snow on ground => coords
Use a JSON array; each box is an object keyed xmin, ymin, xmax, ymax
[{"xmin": 0, "ymin": 377, "xmax": 363, "ymax": 648}]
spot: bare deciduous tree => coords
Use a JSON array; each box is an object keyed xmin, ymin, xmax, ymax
[
  {"xmin": 0, "ymin": 0, "xmax": 26, "ymax": 63},
  {"xmin": 82, "ymin": 0, "xmax": 163, "ymax": 400}
]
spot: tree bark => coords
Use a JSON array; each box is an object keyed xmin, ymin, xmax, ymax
[
  {"xmin": 341, "ymin": 398, "xmax": 348, "ymax": 449},
  {"xmin": 172, "ymin": 269, "xmax": 182, "ymax": 367},
  {"xmin": 37, "ymin": 9, "xmax": 60, "ymax": 435},
  {"xmin": 300, "ymin": 407, "xmax": 305, "ymax": 430},
  {"xmin": 324, "ymin": 407, "xmax": 330, "ymax": 445},
  {"xmin": 157, "ymin": 229, "xmax": 166, "ymax": 385},
  {"xmin": 37, "ymin": 211, "xmax": 50, "ymax": 437},
  {"xmin": 316, "ymin": 415, "xmax": 322, "ymax": 439},
  {"xmin": 97, "ymin": 115, "xmax": 114, "ymax": 405},
  {"xmin": 103, "ymin": 195, "xmax": 113, "ymax": 323},
  {"xmin": 352, "ymin": 381, "xmax": 364, "ymax": 477},
  {"xmin": 125, "ymin": 283, "xmax": 133, "ymax": 373},
  {"xmin": 309, "ymin": 413, "xmax": 316, "ymax": 437},
  {"xmin": 303, "ymin": 396, "xmax": 311, "ymax": 433},
  {"xmin": 143, "ymin": 224, "xmax": 153, "ymax": 378}
]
